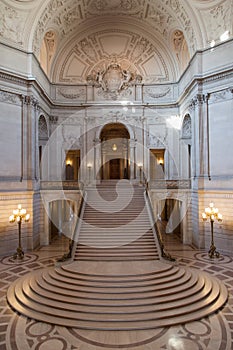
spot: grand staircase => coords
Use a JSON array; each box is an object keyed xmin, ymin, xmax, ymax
[
  {"xmin": 75, "ymin": 181, "xmax": 160, "ymax": 261},
  {"xmin": 7, "ymin": 180, "xmax": 228, "ymax": 332}
]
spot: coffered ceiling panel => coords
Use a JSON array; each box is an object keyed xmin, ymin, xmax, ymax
[
  {"xmin": 53, "ymin": 28, "xmax": 174, "ymax": 83},
  {"xmin": 98, "ymin": 34, "xmax": 130, "ymax": 57}
]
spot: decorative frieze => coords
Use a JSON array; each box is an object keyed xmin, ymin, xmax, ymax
[
  {"xmin": 24, "ymin": 95, "xmax": 39, "ymax": 109},
  {"xmin": 49, "ymin": 116, "xmax": 58, "ymax": 124},
  {"xmin": 57, "ymin": 87, "xmax": 86, "ymax": 100},
  {"xmin": 209, "ymin": 89, "xmax": 233, "ymax": 104},
  {"xmin": 87, "ymin": 0, "xmax": 143, "ymax": 14},
  {"xmin": 144, "ymin": 86, "xmax": 171, "ymax": 99},
  {"xmin": 0, "ymin": 90, "xmax": 21, "ymax": 105},
  {"xmin": 147, "ymin": 133, "xmax": 167, "ymax": 148},
  {"xmin": 149, "ymin": 179, "xmax": 191, "ymax": 190}
]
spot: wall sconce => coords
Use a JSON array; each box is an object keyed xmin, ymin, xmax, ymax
[
  {"xmin": 66, "ymin": 159, "xmax": 72, "ymax": 166},
  {"xmin": 202, "ymin": 202, "xmax": 222, "ymax": 258},
  {"xmin": 9, "ymin": 204, "xmax": 30, "ymax": 260},
  {"xmin": 112, "ymin": 143, "xmax": 117, "ymax": 151},
  {"xmin": 158, "ymin": 158, "xmax": 164, "ymax": 165}
]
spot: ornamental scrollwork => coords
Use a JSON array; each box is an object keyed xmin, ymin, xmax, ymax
[{"xmin": 86, "ymin": 62, "xmax": 142, "ymax": 97}]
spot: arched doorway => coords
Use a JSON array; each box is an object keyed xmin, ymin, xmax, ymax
[{"xmin": 100, "ymin": 123, "xmax": 130, "ymax": 180}]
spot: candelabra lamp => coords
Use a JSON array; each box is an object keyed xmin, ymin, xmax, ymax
[
  {"xmin": 9, "ymin": 204, "xmax": 30, "ymax": 260},
  {"xmin": 202, "ymin": 202, "xmax": 222, "ymax": 258}
]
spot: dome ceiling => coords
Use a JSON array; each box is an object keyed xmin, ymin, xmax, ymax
[{"xmin": 0, "ymin": 0, "xmax": 232, "ymax": 83}]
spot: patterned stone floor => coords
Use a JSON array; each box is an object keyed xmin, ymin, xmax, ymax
[{"xmin": 0, "ymin": 235, "xmax": 232, "ymax": 350}]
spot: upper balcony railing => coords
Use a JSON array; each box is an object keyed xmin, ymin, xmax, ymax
[
  {"xmin": 148, "ymin": 179, "xmax": 191, "ymax": 190},
  {"xmin": 40, "ymin": 181, "xmax": 84, "ymax": 191}
]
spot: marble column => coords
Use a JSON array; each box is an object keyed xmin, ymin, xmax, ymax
[
  {"xmin": 94, "ymin": 138, "xmax": 101, "ymax": 182},
  {"xmin": 129, "ymin": 140, "xmax": 136, "ymax": 180}
]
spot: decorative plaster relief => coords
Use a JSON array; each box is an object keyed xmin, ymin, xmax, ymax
[
  {"xmin": 33, "ymin": 0, "xmax": 84, "ymax": 55},
  {"xmin": 57, "ymin": 87, "xmax": 86, "ymax": 100},
  {"xmin": 58, "ymin": 31, "xmax": 170, "ymax": 84},
  {"xmin": 144, "ymin": 86, "xmax": 171, "ymax": 99},
  {"xmin": 44, "ymin": 30, "xmax": 57, "ymax": 63},
  {"xmin": 87, "ymin": 0, "xmax": 143, "ymax": 14},
  {"xmin": 32, "ymin": 0, "xmax": 196, "ymax": 68},
  {"xmin": 38, "ymin": 115, "xmax": 49, "ymax": 140},
  {"xmin": 86, "ymin": 110, "xmax": 141, "ymax": 127},
  {"xmin": 182, "ymin": 114, "xmax": 191, "ymax": 138},
  {"xmin": 147, "ymin": 133, "xmax": 167, "ymax": 148},
  {"xmin": 62, "ymin": 124, "xmax": 81, "ymax": 149},
  {"xmin": 0, "ymin": 4, "xmax": 26, "ymax": 45},
  {"xmin": 202, "ymin": 2, "xmax": 232, "ymax": 43},
  {"xmin": 49, "ymin": 116, "xmax": 58, "ymax": 124},
  {"xmin": 86, "ymin": 62, "xmax": 141, "ymax": 100},
  {"xmin": 147, "ymin": 4, "xmax": 174, "ymax": 38},
  {"xmin": 79, "ymin": 38, "xmax": 97, "ymax": 61},
  {"xmin": 24, "ymin": 95, "xmax": 39, "ymax": 108},
  {"xmin": 96, "ymin": 86, "xmax": 133, "ymax": 101},
  {"xmin": 147, "ymin": 0, "xmax": 196, "ymax": 54},
  {"xmin": 209, "ymin": 89, "xmax": 233, "ymax": 104},
  {"xmin": 147, "ymin": 123, "xmax": 168, "ymax": 148},
  {"xmin": 0, "ymin": 90, "xmax": 21, "ymax": 105}
]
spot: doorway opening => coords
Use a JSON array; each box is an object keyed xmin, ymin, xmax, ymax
[
  {"xmin": 64, "ymin": 150, "xmax": 80, "ymax": 181},
  {"xmin": 99, "ymin": 123, "xmax": 130, "ymax": 180},
  {"xmin": 150, "ymin": 149, "xmax": 165, "ymax": 179},
  {"xmin": 157, "ymin": 199, "xmax": 183, "ymax": 243},
  {"xmin": 49, "ymin": 200, "xmax": 76, "ymax": 242}
]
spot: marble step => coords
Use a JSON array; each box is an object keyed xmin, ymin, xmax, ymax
[
  {"xmin": 6, "ymin": 183, "xmax": 228, "ymax": 331},
  {"xmin": 20, "ymin": 277, "xmax": 213, "ymax": 315},
  {"xmin": 7, "ymin": 264, "xmax": 228, "ymax": 330}
]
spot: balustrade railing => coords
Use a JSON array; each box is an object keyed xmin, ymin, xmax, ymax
[
  {"xmin": 40, "ymin": 181, "xmax": 84, "ymax": 190},
  {"xmin": 144, "ymin": 186, "xmax": 175, "ymax": 262},
  {"xmin": 57, "ymin": 190, "xmax": 86, "ymax": 262},
  {"xmin": 148, "ymin": 179, "xmax": 191, "ymax": 190}
]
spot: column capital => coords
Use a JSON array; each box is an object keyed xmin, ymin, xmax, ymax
[{"xmin": 24, "ymin": 95, "xmax": 39, "ymax": 108}]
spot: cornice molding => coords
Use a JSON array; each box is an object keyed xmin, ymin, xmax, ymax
[{"xmin": 0, "ymin": 65, "xmax": 232, "ymax": 110}]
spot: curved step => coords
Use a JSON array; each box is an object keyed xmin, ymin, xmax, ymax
[
  {"xmin": 7, "ymin": 264, "xmax": 228, "ymax": 330},
  {"xmin": 6, "ymin": 184, "xmax": 228, "ymax": 331},
  {"xmin": 27, "ymin": 273, "xmax": 204, "ymax": 307}
]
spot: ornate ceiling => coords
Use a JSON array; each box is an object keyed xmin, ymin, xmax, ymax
[{"xmin": 0, "ymin": 0, "xmax": 232, "ymax": 83}]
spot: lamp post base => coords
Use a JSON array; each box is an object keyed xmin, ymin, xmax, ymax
[
  {"xmin": 208, "ymin": 243, "xmax": 220, "ymax": 259},
  {"xmin": 13, "ymin": 247, "xmax": 24, "ymax": 260}
]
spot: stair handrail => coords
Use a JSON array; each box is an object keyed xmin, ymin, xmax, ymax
[
  {"xmin": 57, "ymin": 189, "xmax": 87, "ymax": 262},
  {"xmin": 144, "ymin": 180, "xmax": 175, "ymax": 262}
]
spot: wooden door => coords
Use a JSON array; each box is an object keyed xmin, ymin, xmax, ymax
[{"xmin": 110, "ymin": 158, "xmax": 120, "ymax": 179}]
